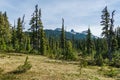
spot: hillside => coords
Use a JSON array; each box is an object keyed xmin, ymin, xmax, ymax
[
  {"xmin": 45, "ymin": 28, "xmax": 97, "ymax": 40},
  {"xmin": 0, "ymin": 53, "xmax": 119, "ymax": 80}
]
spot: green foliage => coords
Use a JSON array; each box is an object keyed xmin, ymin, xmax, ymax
[
  {"xmin": 14, "ymin": 40, "xmax": 20, "ymax": 52},
  {"xmin": 79, "ymin": 59, "xmax": 88, "ymax": 74},
  {"xmin": 0, "ymin": 68, "xmax": 17, "ymax": 80},
  {"xmin": 0, "ymin": 12, "xmax": 11, "ymax": 52},
  {"xmin": 105, "ymin": 68, "xmax": 119, "ymax": 77},
  {"xmin": 26, "ymin": 37, "xmax": 31, "ymax": 52},
  {"xmin": 101, "ymin": 6, "xmax": 116, "ymax": 61},
  {"xmin": 103, "ymin": 58, "xmax": 109, "ymax": 65},
  {"xmin": 46, "ymin": 48, "xmax": 63, "ymax": 60},
  {"xmin": 29, "ymin": 49, "xmax": 39, "ymax": 54},
  {"xmin": 110, "ymin": 50, "xmax": 120, "ymax": 68},
  {"xmin": 11, "ymin": 23, "xmax": 16, "ymax": 49},
  {"xmin": 11, "ymin": 56, "xmax": 32, "ymax": 74},
  {"xmin": 111, "ymin": 37, "xmax": 118, "ymax": 52},
  {"xmin": 60, "ymin": 18, "xmax": 65, "ymax": 49},
  {"xmin": 98, "ymin": 67, "xmax": 120, "ymax": 78},
  {"xmin": 29, "ymin": 5, "xmax": 47, "ymax": 55},
  {"xmin": 0, "ymin": 38, "xmax": 6, "ymax": 50},
  {"xmin": 39, "ymin": 27, "xmax": 46, "ymax": 55},
  {"xmin": 79, "ymin": 59, "xmax": 88, "ymax": 68},
  {"xmin": 115, "ymin": 27, "xmax": 120, "ymax": 49},
  {"xmin": 64, "ymin": 41, "xmax": 77, "ymax": 60},
  {"xmin": 95, "ymin": 54, "xmax": 103, "ymax": 66},
  {"xmin": 0, "ymin": 74, "xmax": 18, "ymax": 80},
  {"xmin": 101, "ymin": 6, "xmax": 110, "ymax": 37},
  {"xmin": 86, "ymin": 28, "xmax": 94, "ymax": 59},
  {"xmin": 6, "ymin": 45, "xmax": 15, "ymax": 52},
  {"xmin": 87, "ymin": 60, "xmax": 96, "ymax": 66}
]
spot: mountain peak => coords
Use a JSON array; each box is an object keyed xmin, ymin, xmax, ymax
[
  {"xmin": 55, "ymin": 28, "xmax": 61, "ymax": 31},
  {"xmin": 70, "ymin": 29, "xmax": 77, "ymax": 35},
  {"xmin": 81, "ymin": 30, "xmax": 88, "ymax": 35},
  {"xmin": 44, "ymin": 28, "xmax": 98, "ymax": 40}
]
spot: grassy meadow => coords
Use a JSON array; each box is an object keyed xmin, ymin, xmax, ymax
[{"xmin": 0, "ymin": 53, "xmax": 120, "ymax": 80}]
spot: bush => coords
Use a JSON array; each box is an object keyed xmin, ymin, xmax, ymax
[
  {"xmin": 105, "ymin": 68, "xmax": 119, "ymax": 77},
  {"xmin": 87, "ymin": 60, "xmax": 96, "ymax": 66},
  {"xmin": 0, "ymin": 74, "xmax": 18, "ymax": 80},
  {"xmin": 98, "ymin": 67, "xmax": 119, "ymax": 78},
  {"xmin": 79, "ymin": 59, "xmax": 88, "ymax": 74},
  {"xmin": 103, "ymin": 58, "xmax": 109, "ymax": 65},
  {"xmin": 29, "ymin": 49, "xmax": 39, "ymax": 54},
  {"xmin": 111, "ymin": 51, "xmax": 120, "ymax": 68},
  {"xmin": 11, "ymin": 56, "xmax": 32, "ymax": 74},
  {"xmin": 79, "ymin": 59, "xmax": 88, "ymax": 67},
  {"xmin": 45, "ymin": 48, "xmax": 63, "ymax": 59},
  {"xmin": 6, "ymin": 45, "xmax": 15, "ymax": 52},
  {"xmin": 64, "ymin": 41, "xmax": 78, "ymax": 61},
  {"xmin": 95, "ymin": 54, "xmax": 104, "ymax": 66}
]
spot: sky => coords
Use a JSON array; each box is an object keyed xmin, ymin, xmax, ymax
[{"xmin": 0, "ymin": 0, "xmax": 120, "ymax": 37}]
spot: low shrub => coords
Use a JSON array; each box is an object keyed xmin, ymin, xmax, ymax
[
  {"xmin": 29, "ymin": 49, "xmax": 39, "ymax": 54},
  {"xmin": 0, "ymin": 74, "xmax": 18, "ymax": 80},
  {"xmin": 11, "ymin": 56, "xmax": 32, "ymax": 74},
  {"xmin": 87, "ymin": 60, "xmax": 96, "ymax": 66},
  {"xmin": 111, "ymin": 51, "xmax": 120, "ymax": 68},
  {"xmin": 95, "ymin": 54, "xmax": 104, "ymax": 66},
  {"xmin": 98, "ymin": 67, "xmax": 119, "ymax": 78},
  {"xmin": 105, "ymin": 68, "xmax": 119, "ymax": 77},
  {"xmin": 79, "ymin": 59, "xmax": 88, "ymax": 74}
]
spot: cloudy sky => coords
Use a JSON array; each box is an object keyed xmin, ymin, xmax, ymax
[{"xmin": 0, "ymin": 0, "xmax": 120, "ymax": 37}]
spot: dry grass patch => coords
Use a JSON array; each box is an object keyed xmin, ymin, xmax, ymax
[{"xmin": 0, "ymin": 53, "xmax": 119, "ymax": 80}]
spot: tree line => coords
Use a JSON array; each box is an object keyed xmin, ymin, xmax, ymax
[{"xmin": 0, "ymin": 5, "xmax": 120, "ymax": 67}]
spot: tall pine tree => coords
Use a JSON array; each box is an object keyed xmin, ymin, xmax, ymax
[
  {"xmin": 101, "ymin": 6, "xmax": 111, "ymax": 61},
  {"xmin": 101, "ymin": 6, "xmax": 116, "ymax": 61},
  {"xmin": 86, "ymin": 28, "xmax": 93, "ymax": 55},
  {"xmin": 60, "ymin": 18, "xmax": 66, "ymax": 56},
  {"xmin": 29, "ymin": 5, "xmax": 46, "ymax": 54}
]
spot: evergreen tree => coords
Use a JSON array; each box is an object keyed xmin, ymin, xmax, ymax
[
  {"xmin": 115, "ymin": 27, "xmax": 120, "ymax": 49},
  {"xmin": 38, "ymin": 8, "xmax": 46, "ymax": 55},
  {"xmin": 111, "ymin": 37, "xmax": 118, "ymax": 52},
  {"xmin": 95, "ymin": 38, "xmax": 101, "ymax": 56},
  {"xmin": 101, "ymin": 6, "xmax": 115, "ymax": 61},
  {"xmin": 60, "ymin": 18, "xmax": 66, "ymax": 56},
  {"xmin": 16, "ymin": 18, "xmax": 22, "ymax": 43},
  {"xmin": 29, "ymin": 5, "xmax": 46, "ymax": 54},
  {"xmin": 3, "ymin": 12, "xmax": 11, "ymax": 44},
  {"xmin": 39, "ymin": 27, "xmax": 46, "ymax": 55},
  {"xmin": 72, "ymin": 34, "xmax": 75, "ymax": 49},
  {"xmin": 0, "ymin": 12, "xmax": 11, "ymax": 50},
  {"xmin": 15, "ymin": 15, "xmax": 25, "ymax": 51},
  {"xmin": 0, "ymin": 12, "xmax": 15, "ymax": 51},
  {"xmin": 86, "ymin": 28, "xmax": 93, "ymax": 55},
  {"xmin": 29, "ymin": 13, "xmax": 36, "ymax": 49},
  {"xmin": 11, "ymin": 21, "xmax": 17, "ymax": 49},
  {"xmin": 30, "ymin": 5, "xmax": 41, "ymax": 50},
  {"xmin": 26, "ymin": 37, "xmax": 31, "ymax": 52},
  {"xmin": 110, "ymin": 11, "xmax": 118, "ymax": 52},
  {"xmin": 0, "ymin": 12, "xmax": 5, "ymax": 50},
  {"xmin": 16, "ymin": 17, "xmax": 23, "ymax": 51},
  {"xmin": 81, "ymin": 39, "xmax": 86, "ymax": 54},
  {"xmin": 101, "ymin": 6, "xmax": 110, "ymax": 38},
  {"xmin": 65, "ymin": 41, "xmax": 77, "ymax": 60}
]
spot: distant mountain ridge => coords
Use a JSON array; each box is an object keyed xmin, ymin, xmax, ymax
[{"xmin": 44, "ymin": 28, "xmax": 98, "ymax": 40}]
